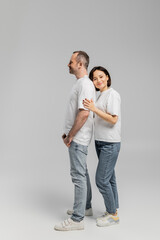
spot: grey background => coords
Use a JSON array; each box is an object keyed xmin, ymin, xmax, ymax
[{"xmin": 0, "ymin": 0, "xmax": 160, "ymax": 239}]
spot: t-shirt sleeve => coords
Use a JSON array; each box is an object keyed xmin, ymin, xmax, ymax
[
  {"xmin": 107, "ymin": 91, "xmax": 121, "ymax": 116},
  {"xmin": 78, "ymin": 82, "xmax": 94, "ymax": 110}
]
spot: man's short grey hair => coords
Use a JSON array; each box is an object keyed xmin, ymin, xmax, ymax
[{"xmin": 73, "ymin": 51, "xmax": 89, "ymax": 69}]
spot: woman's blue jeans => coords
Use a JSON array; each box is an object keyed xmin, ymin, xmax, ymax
[
  {"xmin": 95, "ymin": 141, "xmax": 121, "ymax": 214},
  {"xmin": 68, "ymin": 141, "xmax": 92, "ymax": 222}
]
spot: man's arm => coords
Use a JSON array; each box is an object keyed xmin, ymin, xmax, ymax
[{"xmin": 63, "ymin": 109, "xmax": 89, "ymax": 147}]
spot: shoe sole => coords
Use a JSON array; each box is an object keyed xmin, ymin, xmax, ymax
[
  {"xmin": 96, "ymin": 220, "xmax": 119, "ymax": 227},
  {"xmin": 54, "ymin": 227, "xmax": 84, "ymax": 231}
]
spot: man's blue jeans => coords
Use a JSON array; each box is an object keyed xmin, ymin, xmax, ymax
[
  {"xmin": 95, "ymin": 141, "xmax": 121, "ymax": 214},
  {"xmin": 68, "ymin": 141, "xmax": 92, "ymax": 222}
]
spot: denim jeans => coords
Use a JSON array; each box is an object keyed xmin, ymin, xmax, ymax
[
  {"xmin": 68, "ymin": 141, "xmax": 92, "ymax": 222},
  {"xmin": 95, "ymin": 141, "xmax": 121, "ymax": 214}
]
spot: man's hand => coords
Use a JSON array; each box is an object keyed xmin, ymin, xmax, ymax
[
  {"xmin": 62, "ymin": 133, "xmax": 72, "ymax": 147},
  {"xmin": 62, "ymin": 133, "xmax": 67, "ymax": 139}
]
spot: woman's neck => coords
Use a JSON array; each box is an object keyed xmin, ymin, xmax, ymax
[{"xmin": 100, "ymin": 86, "xmax": 109, "ymax": 92}]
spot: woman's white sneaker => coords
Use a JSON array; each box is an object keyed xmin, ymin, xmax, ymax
[
  {"xmin": 96, "ymin": 213, "xmax": 119, "ymax": 227},
  {"xmin": 54, "ymin": 218, "xmax": 84, "ymax": 231},
  {"xmin": 96, "ymin": 211, "xmax": 109, "ymax": 222}
]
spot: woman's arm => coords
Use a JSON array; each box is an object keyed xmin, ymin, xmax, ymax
[{"xmin": 83, "ymin": 99, "xmax": 118, "ymax": 125}]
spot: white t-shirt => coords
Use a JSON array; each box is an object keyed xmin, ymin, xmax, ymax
[
  {"xmin": 95, "ymin": 88, "xmax": 121, "ymax": 142},
  {"xmin": 64, "ymin": 75, "xmax": 96, "ymax": 146}
]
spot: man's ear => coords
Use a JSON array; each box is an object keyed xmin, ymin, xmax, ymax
[{"xmin": 78, "ymin": 62, "xmax": 83, "ymax": 68}]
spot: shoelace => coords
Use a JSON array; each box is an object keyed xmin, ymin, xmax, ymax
[
  {"xmin": 97, "ymin": 211, "xmax": 109, "ymax": 220},
  {"xmin": 102, "ymin": 211, "xmax": 109, "ymax": 217},
  {"xmin": 100, "ymin": 210, "xmax": 118, "ymax": 218}
]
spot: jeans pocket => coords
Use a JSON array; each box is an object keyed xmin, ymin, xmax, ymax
[
  {"xmin": 72, "ymin": 141, "xmax": 88, "ymax": 155},
  {"xmin": 115, "ymin": 142, "xmax": 121, "ymax": 153},
  {"xmin": 80, "ymin": 145, "xmax": 88, "ymax": 155}
]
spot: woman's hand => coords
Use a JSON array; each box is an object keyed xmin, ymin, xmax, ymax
[{"xmin": 83, "ymin": 98, "xmax": 96, "ymax": 112}]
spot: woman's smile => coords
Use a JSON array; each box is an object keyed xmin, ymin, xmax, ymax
[{"xmin": 93, "ymin": 70, "xmax": 109, "ymax": 92}]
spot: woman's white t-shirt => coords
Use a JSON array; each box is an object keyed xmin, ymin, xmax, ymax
[{"xmin": 94, "ymin": 87, "xmax": 121, "ymax": 142}]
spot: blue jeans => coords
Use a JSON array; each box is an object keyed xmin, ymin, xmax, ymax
[
  {"xmin": 95, "ymin": 141, "xmax": 121, "ymax": 214},
  {"xmin": 68, "ymin": 141, "xmax": 92, "ymax": 222}
]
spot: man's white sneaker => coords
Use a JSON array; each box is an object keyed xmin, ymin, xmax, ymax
[
  {"xmin": 67, "ymin": 208, "xmax": 93, "ymax": 216},
  {"xmin": 54, "ymin": 218, "xmax": 84, "ymax": 231},
  {"xmin": 96, "ymin": 213, "xmax": 119, "ymax": 227}
]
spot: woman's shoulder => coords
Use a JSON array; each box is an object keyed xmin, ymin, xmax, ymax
[{"xmin": 109, "ymin": 88, "xmax": 121, "ymax": 99}]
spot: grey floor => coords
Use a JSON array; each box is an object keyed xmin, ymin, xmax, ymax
[{"xmin": 1, "ymin": 143, "xmax": 160, "ymax": 240}]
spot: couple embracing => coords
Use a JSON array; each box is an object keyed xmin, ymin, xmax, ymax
[{"xmin": 54, "ymin": 50, "xmax": 121, "ymax": 231}]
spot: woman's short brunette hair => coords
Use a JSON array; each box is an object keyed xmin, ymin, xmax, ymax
[{"xmin": 89, "ymin": 66, "xmax": 111, "ymax": 91}]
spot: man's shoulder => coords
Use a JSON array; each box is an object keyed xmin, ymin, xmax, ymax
[{"xmin": 78, "ymin": 76, "xmax": 94, "ymax": 87}]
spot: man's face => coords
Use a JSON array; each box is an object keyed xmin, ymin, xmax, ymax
[{"xmin": 68, "ymin": 53, "xmax": 78, "ymax": 75}]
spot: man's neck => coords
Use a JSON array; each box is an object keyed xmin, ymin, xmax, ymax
[{"xmin": 75, "ymin": 70, "xmax": 88, "ymax": 79}]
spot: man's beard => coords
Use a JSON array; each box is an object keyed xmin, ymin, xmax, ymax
[{"xmin": 69, "ymin": 67, "xmax": 75, "ymax": 74}]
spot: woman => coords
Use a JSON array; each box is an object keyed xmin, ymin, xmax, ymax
[{"xmin": 83, "ymin": 66, "xmax": 121, "ymax": 227}]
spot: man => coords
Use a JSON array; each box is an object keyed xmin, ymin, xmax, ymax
[{"xmin": 54, "ymin": 51, "xmax": 95, "ymax": 231}]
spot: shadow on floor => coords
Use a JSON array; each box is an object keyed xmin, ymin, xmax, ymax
[{"xmin": 16, "ymin": 185, "xmax": 72, "ymax": 219}]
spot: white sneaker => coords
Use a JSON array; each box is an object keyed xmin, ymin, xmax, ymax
[
  {"xmin": 67, "ymin": 208, "xmax": 93, "ymax": 216},
  {"xmin": 96, "ymin": 211, "xmax": 109, "ymax": 222},
  {"xmin": 96, "ymin": 213, "xmax": 119, "ymax": 227},
  {"xmin": 54, "ymin": 218, "xmax": 84, "ymax": 231}
]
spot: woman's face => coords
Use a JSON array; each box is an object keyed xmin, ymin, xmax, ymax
[{"xmin": 92, "ymin": 70, "xmax": 109, "ymax": 92}]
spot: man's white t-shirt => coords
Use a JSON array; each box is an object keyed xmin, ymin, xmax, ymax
[
  {"xmin": 64, "ymin": 75, "xmax": 96, "ymax": 146},
  {"xmin": 95, "ymin": 88, "xmax": 121, "ymax": 142}
]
